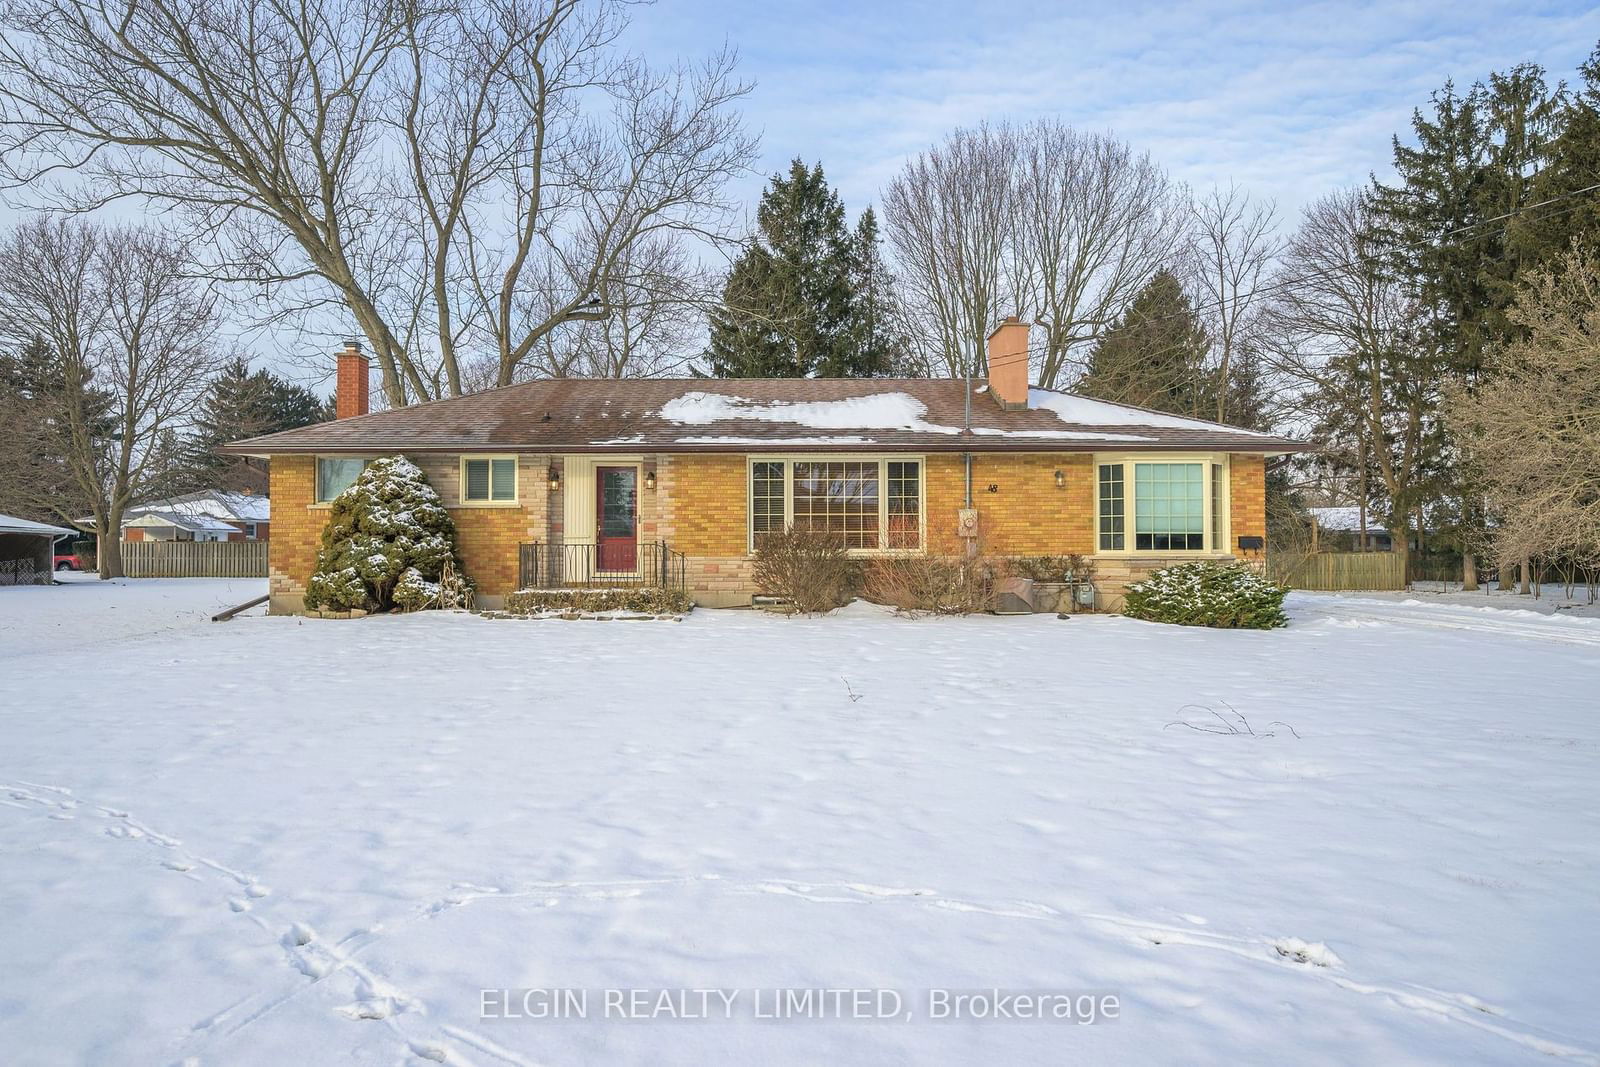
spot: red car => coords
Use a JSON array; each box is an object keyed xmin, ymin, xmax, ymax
[{"xmin": 53, "ymin": 553, "xmax": 83, "ymax": 571}]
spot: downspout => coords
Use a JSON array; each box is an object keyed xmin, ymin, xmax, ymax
[{"xmin": 963, "ymin": 343, "xmax": 973, "ymax": 509}]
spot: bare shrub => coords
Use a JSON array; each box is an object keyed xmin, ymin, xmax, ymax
[
  {"xmin": 862, "ymin": 543, "xmax": 998, "ymax": 615},
  {"xmin": 1448, "ymin": 247, "xmax": 1600, "ymax": 585},
  {"xmin": 751, "ymin": 527, "xmax": 859, "ymax": 614},
  {"xmin": 1005, "ymin": 553, "xmax": 1092, "ymax": 582}
]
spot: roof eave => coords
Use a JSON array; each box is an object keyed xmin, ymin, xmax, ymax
[{"xmin": 220, "ymin": 438, "xmax": 1313, "ymax": 456}]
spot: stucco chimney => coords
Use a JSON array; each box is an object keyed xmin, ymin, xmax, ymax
[
  {"xmin": 335, "ymin": 339, "xmax": 369, "ymax": 419},
  {"xmin": 986, "ymin": 317, "xmax": 1030, "ymax": 410}
]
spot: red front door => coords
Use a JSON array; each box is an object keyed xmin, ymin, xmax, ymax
[{"xmin": 596, "ymin": 466, "xmax": 638, "ymax": 572}]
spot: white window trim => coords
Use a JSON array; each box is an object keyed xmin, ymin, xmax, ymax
[
  {"xmin": 1094, "ymin": 452, "xmax": 1233, "ymax": 557},
  {"xmin": 746, "ymin": 454, "xmax": 927, "ymax": 556},
  {"xmin": 459, "ymin": 454, "xmax": 520, "ymax": 507},
  {"xmin": 311, "ymin": 455, "xmax": 371, "ymax": 507}
]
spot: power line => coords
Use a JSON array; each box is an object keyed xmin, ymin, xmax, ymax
[
  {"xmin": 1439, "ymin": 182, "xmax": 1600, "ymax": 239},
  {"xmin": 1013, "ymin": 182, "xmax": 1600, "ymax": 365}
]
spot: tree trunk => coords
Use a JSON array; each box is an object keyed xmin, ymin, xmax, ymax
[
  {"xmin": 1462, "ymin": 552, "xmax": 1478, "ymax": 591},
  {"xmin": 1414, "ymin": 507, "xmax": 1426, "ymax": 558},
  {"xmin": 1357, "ymin": 436, "xmax": 1368, "ymax": 551},
  {"xmin": 1392, "ymin": 526, "xmax": 1410, "ymax": 587},
  {"xmin": 98, "ymin": 530, "xmax": 124, "ymax": 580},
  {"xmin": 1498, "ymin": 562, "xmax": 1513, "ymax": 591},
  {"xmin": 1519, "ymin": 557, "xmax": 1531, "ymax": 595}
]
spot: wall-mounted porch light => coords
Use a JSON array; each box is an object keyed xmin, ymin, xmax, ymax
[
  {"xmin": 644, "ymin": 469, "xmax": 657, "ymax": 491},
  {"xmin": 1054, "ymin": 469, "xmax": 1066, "ymax": 489},
  {"xmin": 548, "ymin": 466, "xmax": 561, "ymax": 492}
]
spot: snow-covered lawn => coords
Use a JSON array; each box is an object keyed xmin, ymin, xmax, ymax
[
  {"xmin": 1326, "ymin": 581, "xmax": 1600, "ymax": 620},
  {"xmin": 2, "ymin": 579, "xmax": 1597, "ymax": 1065}
]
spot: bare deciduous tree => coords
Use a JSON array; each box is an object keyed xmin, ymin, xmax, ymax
[
  {"xmin": 1188, "ymin": 183, "xmax": 1281, "ymax": 423},
  {"xmin": 882, "ymin": 122, "xmax": 1018, "ymax": 379},
  {"xmin": 1266, "ymin": 189, "xmax": 1444, "ymax": 558},
  {"xmin": 0, "ymin": 0, "xmax": 754, "ymax": 405},
  {"xmin": 0, "ymin": 217, "xmax": 223, "ymax": 578},
  {"xmin": 1448, "ymin": 245, "xmax": 1600, "ymax": 595},
  {"xmin": 1014, "ymin": 121, "xmax": 1185, "ymax": 388},
  {"xmin": 882, "ymin": 119, "xmax": 1184, "ymax": 387}
]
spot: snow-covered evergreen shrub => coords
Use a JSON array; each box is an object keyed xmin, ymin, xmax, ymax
[
  {"xmin": 1122, "ymin": 561, "xmax": 1288, "ymax": 629},
  {"xmin": 303, "ymin": 456, "xmax": 473, "ymax": 613}
]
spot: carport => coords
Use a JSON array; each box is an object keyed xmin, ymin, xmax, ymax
[{"xmin": 0, "ymin": 514, "xmax": 75, "ymax": 586}]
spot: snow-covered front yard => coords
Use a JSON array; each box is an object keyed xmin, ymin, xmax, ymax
[{"xmin": 2, "ymin": 577, "xmax": 1597, "ymax": 1065}]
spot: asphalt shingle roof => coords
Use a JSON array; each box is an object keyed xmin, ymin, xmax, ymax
[{"xmin": 220, "ymin": 378, "xmax": 1310, "ymax": 456}]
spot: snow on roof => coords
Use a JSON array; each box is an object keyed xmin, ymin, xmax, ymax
[
  {"xmin": 1026, "ymin": 389, "xmax": 1278, "ymax": 437},
  {"xmin": 659, "ymin": 390, "xmax": 1157, "ymax": 442},
  {"xmin": 674, "ymin": 435, "xmax": 877, "ymax": 446},
  {"xmin": 127, "ymin": 490, "xmax": 269, "ymax": 523},
  {"xmin": 0, "ymin": 513, "xmax": 74, "ymax": 537},
  {"xmin": 660, "ymin": 391, "xmax": 962, "ymax": 433},
  {"xmin": 1309, "ymin": 507, "xmax": 1380, "ymax": 532},
  {"xmin": 207, "ymin": 492, "xmax": 270, "ymax": 522},
  {"xmin": 126, "ymin": 511, "xmax": 240, "ymax": 533}
]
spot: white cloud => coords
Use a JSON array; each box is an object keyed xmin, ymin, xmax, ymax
[{"xmin": 629, "ymin": 0, "xmax": 1600, "ymax": 218}]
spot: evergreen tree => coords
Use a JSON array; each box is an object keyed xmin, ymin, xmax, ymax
[
  {"xmin": 1075, "ymin": 270, "xmax": 1214, "ymax": 417},
  {"xmin": 0, "ymin": 336, "xmax": 114, "ymax": 523},
  {"xmin": 187, "ymin": 356, "xmax": 327, "ymax": 491},
  {"xmin": 1373, "ymin": 68, "xmax": 1560, "ymax": 380},
  {"xmin": 706, "ymin": 159, "xmax": 894, "ymax": 377},
  {"xmin": 1373, "ymin": 64, "xmax": 1561, "ymax": 582},
  {"xmin": 1518, "ymin": 44, "xmax": 1600, "ymax": 269},
  {"xmin": 846, "ymin": 208, "xmax": 912, "ymax": 375}
]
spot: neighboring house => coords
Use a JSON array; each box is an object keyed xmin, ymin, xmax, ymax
[
  {"xmin": 221, "ymin": 329, "xmax": 1310, "ymax": 615},
  {"xmin": 0, "ymin": 514, "xmax": 75, "ymax": 586},
  {"xmin": 122, "ymin": 511, "xmax": 246, "ymax": 542},
  {"xmin": 1308, "ymin": 506, "xmax": 1394, "ymax": 552},
  {"xmin": 122, "ymin": 490, "xmax": 271, "ymax": 541}
]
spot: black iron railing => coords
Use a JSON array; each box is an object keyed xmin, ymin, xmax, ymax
[{"xmin": 518, "ymin": 541, "xmax": 687, "ymax": 591}]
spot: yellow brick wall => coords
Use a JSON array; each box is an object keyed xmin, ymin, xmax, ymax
[
  {"xmin": 266, "ymin": 453, "xmax": 550, "ymax": 613},
  {"xmin": 1229, "ymin": 454, "xmax": 1267, "ymax": 561},
  {"xmin": 656, "ymin": 453, "xmax": 748, "ymax": 557},
  {"xmin": 267, "ymin": 449, "xmax": 1273, "ymax": 612},
  {"xmin": 925, "ymin": 453, "xmax": 1095, "ymax": 555},
  {"xmin": 267, "ymin": 456, "xmax": 319, "ymax": 613},
  {"xmin": 414, "ymin": 455, "xmax": 548, "ymax": 599}
]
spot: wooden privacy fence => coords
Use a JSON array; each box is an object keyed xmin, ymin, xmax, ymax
[
  {"xmin": 1269, "ymin": 551, "xmax": 1407, "ymax": 592},
  {"xmin": 120, "ymin": 540, "xmax": 268, "ymax": 578}
]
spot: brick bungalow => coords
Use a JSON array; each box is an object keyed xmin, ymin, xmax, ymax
[{"xmin": 220, "ymin": 322, "xmax": 1308, "ymax": 615}]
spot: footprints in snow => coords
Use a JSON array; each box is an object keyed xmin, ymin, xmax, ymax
[
  {"xmin": 1272, "ymin": 937, "xmax": 1343, "ymax": 968},
  {"xmin": 1, "ymin": 780, "xmax": 473, "ymax": 1063},
  {"xmin": 281, "ymin": 921, "xmax": 420, "ymax": 1022}
]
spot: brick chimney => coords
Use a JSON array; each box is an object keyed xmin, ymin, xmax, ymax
[
  {"xmin": 986, "ymin": 317, "xmax": 1030, "ymax": 410},
  {"xmin": 335, "ymin": 339, "xmax": 369, "ymax": 419}
]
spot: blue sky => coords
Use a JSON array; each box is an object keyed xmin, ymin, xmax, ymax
[{"xmin": 629, "ymin": 0, "xmax": 1600, "ymax": 222}]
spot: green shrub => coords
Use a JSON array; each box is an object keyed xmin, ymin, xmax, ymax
[
  {"xmin": 504, "ymin": 587, "xmax": 693, "ymax": 615},
  {"xmin": 304, "ymin": 456, "xmax": 473, "ymax": 613},
  {"xmin": 1122, "ymin": 561, "xmax": 1288, "ymax": 629}
]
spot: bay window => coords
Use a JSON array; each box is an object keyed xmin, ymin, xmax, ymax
[
  {"xmin": 1097, "ymin": 456, "xmax": 1229, "ymax": 553},
  {"xmin": 749, "ymin": 457, "xmax": 923, "ymax": 551}
]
